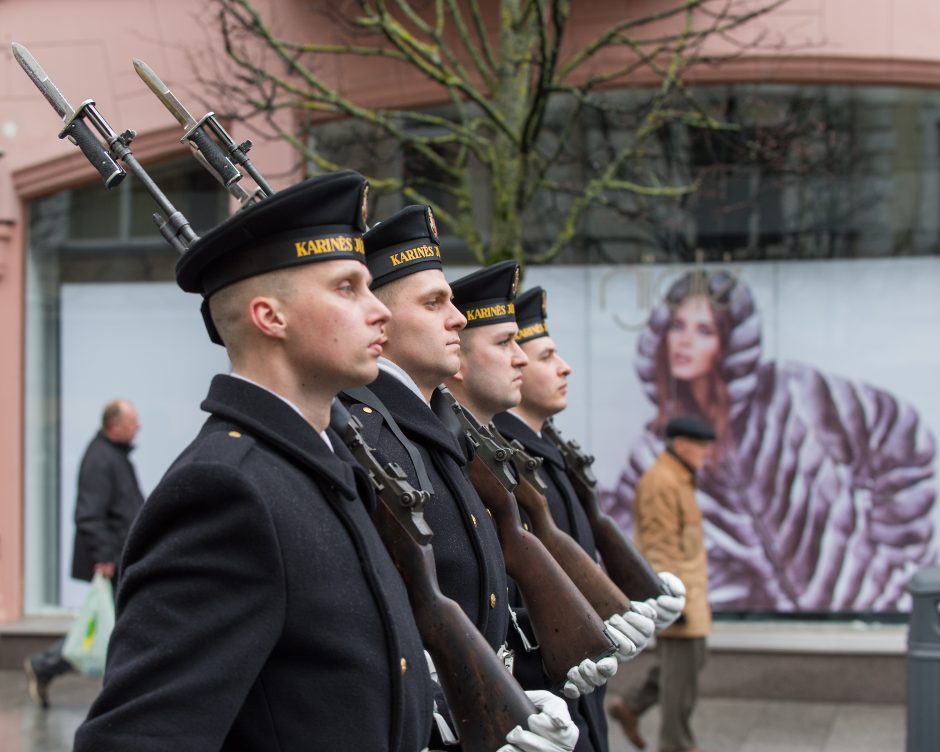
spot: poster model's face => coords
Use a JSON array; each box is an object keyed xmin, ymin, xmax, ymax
[{"xmin": 667, "ymin": 295, "xmax": 721, "ymax": 383}]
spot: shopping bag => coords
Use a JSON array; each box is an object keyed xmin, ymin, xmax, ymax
[{"xmin": 62, "ymin": 571, "xmax": 116, "ymax": 676}]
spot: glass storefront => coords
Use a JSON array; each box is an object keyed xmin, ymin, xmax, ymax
[
  {"xmin": 308, "ymin": 84, "xmax": 940, "ymax": 265},
  {"xmin": 22, "ymin": 159, "xmax": 228, "ymax": 613}
]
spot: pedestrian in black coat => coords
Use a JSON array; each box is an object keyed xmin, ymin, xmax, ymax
[
  {"xmin": 24, "ymin": 399, "xmax": 144, "ymax": 708},
  {"xmin": 71, "ymin": 403, "xmax": 145, "ymax": 582},
  {"xmin": 72, "ymin": 172, "xmax": 435, "ymax": 752}
]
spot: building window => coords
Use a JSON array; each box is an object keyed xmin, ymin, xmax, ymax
[{"xmin": 23, "ymin": 159, "xmax": 228, "ymax": 614}]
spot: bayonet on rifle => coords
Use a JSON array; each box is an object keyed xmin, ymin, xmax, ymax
[
  {"xmin": 13, "ymin": 43, "xmax": 197, "ymax": 253},
  {"xmin": 12, "ymin": 42, "xmax": 125, "ymax": 188},
  {"xmin": 133, "ymin": 59, "xmax": 255, "ymax": 204},
  {"xmin": 133, "ymin": 59, "xmax": 274, "ymax": 203}
]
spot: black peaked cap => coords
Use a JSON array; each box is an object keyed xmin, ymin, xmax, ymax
[
  {"xmin": 176, "ymin": 171, "xmax": 369, "ymax": 296},
  {"xmin": 450, "ymin": 260, "xmax": 520, "ymax": 328},
  {"xmin": 363, "ymin": 205, "xmax": 442, "ymax": 290},
  {"xmin": 514, "ymin": 286, "xmax": 549, "ymax": 344},
  {"xmin": 666, "ymin": 415, "xmax": 716, "ymax": 441}
]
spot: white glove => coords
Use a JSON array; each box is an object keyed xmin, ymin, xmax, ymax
[
  {"xmin": 646, "ymin": 571, "xmax": 687, "ymax": 632},
  {"xmin": 561, "ymin": 655, "xmax": 618, "ymax": 699},
  {"xmin": 497, "ymin": 689, "xmax": 579, "ymax": 752},
  {"xmin": 605, "ymin": 600, "xmax": 656, "ymax": 661}
]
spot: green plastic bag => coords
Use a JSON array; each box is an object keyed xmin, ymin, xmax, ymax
[{"xmin": 62, "ymin": 572, "xmax": 115, "ymax": 676}]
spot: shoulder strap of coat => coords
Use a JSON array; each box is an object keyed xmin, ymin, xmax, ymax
[{"xmin": 341, "ymin": 386, "xmax": 435, "ymax": 498}]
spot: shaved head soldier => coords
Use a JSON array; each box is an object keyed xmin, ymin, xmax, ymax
[{"xmin": 74, "ymin": 173, "xmax": 435, "ymax": 752}]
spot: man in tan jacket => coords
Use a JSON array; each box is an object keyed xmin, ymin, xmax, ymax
[{"xmin": 609, "ymin": 416, "xmax": 715, "ymax": 752}]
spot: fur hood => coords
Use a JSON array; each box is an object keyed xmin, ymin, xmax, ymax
[{"xmin": 604, "ymin": 271, "xmax": 937, "ymax": 612}]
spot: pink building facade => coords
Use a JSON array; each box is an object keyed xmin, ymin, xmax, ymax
[{"xmin": 1, "ymin": 0, "xmax": 940, "ymax": 626}]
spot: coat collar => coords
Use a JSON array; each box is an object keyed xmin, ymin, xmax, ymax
[
  {"xmin": 367, "ymin": 370, "xmax": 467, "ymax": 464},
  {"xmin": 492, "ymin": 411, "xmax": 566, "ymax": 470},
  {"xmin": 201, "ymin": 374, "xmax": 360, "ymax": 500},
  {"xmin": 662, "ymin": 448, "xmax": 697, "ymax": 484}
]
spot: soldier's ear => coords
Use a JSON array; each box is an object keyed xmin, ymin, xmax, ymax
[{"xmin": 247, "ymin": 295, "xmax": 287, "ymax": 340}]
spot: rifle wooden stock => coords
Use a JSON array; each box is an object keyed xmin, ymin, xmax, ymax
[
  {"xmin": 542, "ymin": 421, "xmax": 665, "ymax": 601},
  {"xmin": 511, "ymin": 473, "xmax": 631, "ymax": 621},
  {"xmin": 467, "ymin": 455, "xmax": 617, "ymax": 685},
  {"xmin": 372, "ymin": 500, "xmax": 535, "ymax": 751},
  {"xmin": 340, "ymin": 414, "xmax": 534, "ymax": 751}
]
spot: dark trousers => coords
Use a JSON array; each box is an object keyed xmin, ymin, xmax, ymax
[
  {"xmin": 626, "ymin": 636, "xmax": 707, "ymax": 751},
  {"xmin": 32, "ymin": 570, "xmax": 120, "ymax": 682},
  {"xmin": 30, "ymin": 637, "xmax": 74, "ymax": 680}
]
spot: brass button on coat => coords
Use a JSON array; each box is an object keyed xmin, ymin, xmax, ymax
[
  {"xmin": 400, "ymin": 657, "xmax": 407, "ymax": 674},
  {"xmin": 490, "ymin": 593, "xmax": 497, "ymax": 608}
]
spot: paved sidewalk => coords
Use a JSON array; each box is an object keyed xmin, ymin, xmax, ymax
[
  {"xmin": 0, "ymin": 669, "xmax": 907, "ymax": 751},
  {"xmin": 605, "ymin": 695, "xmax": 906, "ymax": 752}
]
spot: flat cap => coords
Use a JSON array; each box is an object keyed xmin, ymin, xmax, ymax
[
  {"xmin": 666, "ymin": 415, "xmax": 716, "ymax": 441},
  {"xmin": 450, "ymin": 260, "xmax": 521, "ymax": 328},
  {"xmin": 176, "ymin": 170, "xmax": 369, "ymax": 297},
  {"xmin": 363, "ymin": 205, "xmax": 442, "ymax": 289},
  {"xmin": 514, "ymin": 286, "xmax": 549, "ymax": 344}
]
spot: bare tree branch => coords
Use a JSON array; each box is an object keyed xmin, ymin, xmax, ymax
[{"xmin": 205, "ymin": 0, "xmax": 794, "ymax": 267}]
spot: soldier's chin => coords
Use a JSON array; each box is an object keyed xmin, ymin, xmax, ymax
[{"xmin": 347, "ymin": 360, "xmax": 381, "ymax": 388}]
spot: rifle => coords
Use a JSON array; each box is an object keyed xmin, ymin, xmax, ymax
[
  {"xmin": 133, "ymin": 59, "xmax": 274, "ymax": 206},
  {"xmin": 340, "ymin": 410, "xmax": 534, "ymax": 751},
  {"xmin": 431, "ymin": 387, "xmax": 617, "ymax": 685},
  {"xmin": 12, "ymin": 43, "xmax": 198, "ymax": 254},
  {"xmin": 541, "ymin": 419, "xmax": 665, "ymax": 601},
  {"xmin": 490, "ymin": 427, "xmax": 632, "ymax": 622}
]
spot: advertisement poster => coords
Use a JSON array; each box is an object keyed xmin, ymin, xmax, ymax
[
  {"xmin": 520, "ymin": 258, "xmax": 940, "ymax": 614},
  {"xmin": 54, "ymin": 262, "xmax": 940, "ymax": 614}
]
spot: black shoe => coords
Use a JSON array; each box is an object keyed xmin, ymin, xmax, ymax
[{"xmin": 24, "ymin": 657, "xmax": 50, "ymax": 709}]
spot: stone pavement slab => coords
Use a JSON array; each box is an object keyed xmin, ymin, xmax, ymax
[
  {"xmin": 605, "ymin": 695, "xmax": 906, "ymax": 752},
  {"xmin": 0, "ymin": 669, "xmax": 907, "ymax": 751}
]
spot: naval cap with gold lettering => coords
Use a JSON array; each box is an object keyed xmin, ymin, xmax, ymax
[
  {"xmin": 363, "ymin": 204, "xmax": 442, "ymax": 289},
  {"xmin": 514, "ymin": 286, "xmax": 549, "ymax": 344},
  {"xmin": 176, "ymin": 170, "xmax": 369, "ymax": 296},
  {"xmin": 450, "ymin": 260, "xmax": 521, "ymax": 329}
]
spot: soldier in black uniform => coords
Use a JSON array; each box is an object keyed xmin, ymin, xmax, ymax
[
  {"xmin": 444, "ymin": 268, "xmax": 645, "ymax": 752},
  {"xmin": 341, "ymin": 205, "xmax": 586, "ymax": 751},
  {"xmin": 493, "ymin": 287, "xmax": 688, "ymax": 752},
  {"xmin": 74, "ymin": 173, "xmax": 435, "ymax": 752}
]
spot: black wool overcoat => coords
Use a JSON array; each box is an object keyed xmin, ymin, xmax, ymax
[
  {"xmin": 341, "ymin": 370, "xmax": 510, "ymax": 650},
  {"xmin": 71, "ymin": 431, "xmax": 145, "ymax": 581},
  {"xmin": 74, "ymin": 375, "xmax": 434, "ymax": 752}
]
